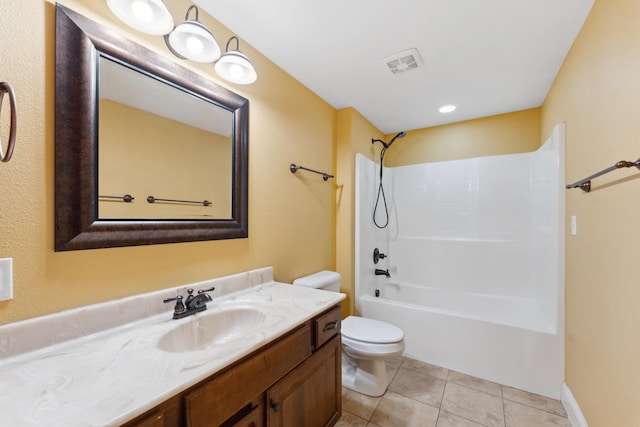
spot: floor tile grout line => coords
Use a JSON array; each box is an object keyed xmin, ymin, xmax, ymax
[
  {"xmin": 445, "ymin": 377, "xmax": 506, "ymax": 401},
  {"xmin": 441, "ymin": 380, "xmax": 500, "ymax": 427},
  {"xmin": 438, "ymin": 408, "xmax": 494, "ymax": 427},
  {"xmin": 366, "ymin": 395, "xmax": 386, "ymax": 426},
  {"xmin": 502, "ymin": 396, "xmax": 568, "ymax": 418},
  {"xmin": 501, "ymin": 390, "xmax": 508, "ymax": 427},
  {"xmin": 386, "ymin": 388, "xmax": 442, "ymax": 411}
]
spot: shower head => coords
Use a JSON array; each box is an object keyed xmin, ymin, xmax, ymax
[
  {"xmin": 371, "ymin": 138, "xmax": 388, "ymax": 148},
  {"xmin": 386, "ymin": 131, "xmax": 406, "ymax": 148},
  {"xmin": 371, "ymin": 131, "xmax": 407, "ymax": 149}
]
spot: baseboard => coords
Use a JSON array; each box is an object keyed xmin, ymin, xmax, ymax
[{"xmin": 561, "ymin": 383, "xmax": 588, "ymax": 427}]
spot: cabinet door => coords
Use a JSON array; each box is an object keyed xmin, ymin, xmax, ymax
[{"xmin": 266, "ymin": 336, "xmax": 341, "ymax": 427}]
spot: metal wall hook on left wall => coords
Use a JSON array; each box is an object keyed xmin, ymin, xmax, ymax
[{"xmin": 0, "ymin": 82, "xmax": 17, "ymax": 163}]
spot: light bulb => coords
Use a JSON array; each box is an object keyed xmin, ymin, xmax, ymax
[
  {"xmin": 229, "ymin": 64, "xmax": 245, "ymax": 80},
  {"xmin": 186, "ymin": 36, "xmax": 204, "ymax": 55},
  {"xmin": 131, "ymin": 0, "xmax": 153, "ymax": 23}
]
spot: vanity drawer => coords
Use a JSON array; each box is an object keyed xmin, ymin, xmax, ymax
[
  {"xmin": 314, "ymin": 305, "xmax": 341, "ymax": 349},
  {"xmin": 220, "ymin": 395, "xmax": 264, "ymax": 427},
  {"xmin": 185, "ymin": 324, "xmax": 311, "ymax": 426}
]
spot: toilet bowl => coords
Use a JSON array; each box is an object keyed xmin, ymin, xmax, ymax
[{"xmin": 292, "ymin": 271, "xmax": 405, "ymax": 397}]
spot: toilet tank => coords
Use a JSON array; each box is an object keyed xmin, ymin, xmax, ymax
[{"xmin": 292, "ymin": 270, "xmax": 341, "ymax": 292}]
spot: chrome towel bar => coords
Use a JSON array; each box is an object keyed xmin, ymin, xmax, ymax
[
  {"xmin": 566, "ymin": 158, "xmax": 640, "ymax": 192},
  {"xmin": 0, "ymin": 82, "xmax": 17, "ymax": 163},
  {"xmin": 99, "ymin": 194, "xmax": 135, "ymax": 202},
  {"xmin": 147, "ymin": 196, "xmax": 212, "ymax": 206},
  {"xmin": 290, "ymin": 163, "xmax": 334, "ymax": 181}
]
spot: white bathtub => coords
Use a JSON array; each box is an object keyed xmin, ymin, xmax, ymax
[
  {"xmin": 357, "ymin": 280, "xmax": 564, "ymax": 398},
  {"xmin": 376, "ymin": 280, "xmax": 555, "ymax": 333},
  {"xmin": 355, "ymin": 125, "xmax": 566, "ymax": 398}
]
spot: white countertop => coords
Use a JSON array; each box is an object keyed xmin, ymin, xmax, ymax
[{"xmin": 0, "ymin": 268, "xmax": 344, "ymax": 426}]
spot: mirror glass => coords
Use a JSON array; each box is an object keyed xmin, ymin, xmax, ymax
[
  {"xmin": 98, "ymin": 57, "xmax": 233, "ymax": 220},
  {"xmin": 55, "ymin": 5, "xmax": 249, "ymax": 251}
]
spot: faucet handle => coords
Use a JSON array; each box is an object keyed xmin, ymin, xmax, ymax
[
  {"xmin": 198, "ymin": 286, "xmax": 214, "ymax": 304},
  {"xmin": 163, "ymin": 295, "xmax": 184, "ymax": 304},
  {"xmin": 163, "ymin": 295, "xmax": 187, "ymax": 318}
]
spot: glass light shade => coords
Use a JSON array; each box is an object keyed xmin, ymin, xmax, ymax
[
  {"xmin": 166, "ymin": 21, "xmax": 221, "ymax": 63},
  {"xmin": 215, "ymin": 51, "xmax": 257, "ymax": 84},
  {"xmin": 106, "ymin": 0, "xmax": 173, "ymax": 35}
]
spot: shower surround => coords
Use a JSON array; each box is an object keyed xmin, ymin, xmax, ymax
[{"xmin": 355, "ymin": 124, "xmax": 565, "ymax": 398}]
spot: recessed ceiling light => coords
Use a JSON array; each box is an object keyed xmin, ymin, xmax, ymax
[{"xmin": 439, "ymin": 104, "xmax": 457, "ymax": 113}]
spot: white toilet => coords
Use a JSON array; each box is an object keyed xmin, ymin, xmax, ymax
[{"xmin": 293, "ymin": 270, "xmax": 405, "ymax": 397}]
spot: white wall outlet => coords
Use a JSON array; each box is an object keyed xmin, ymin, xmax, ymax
[
  {"xmin": 571, "ymin": 215, "xmax": 577, "ymax": 236},
  {"xmin": 0, "ymin": 258, "xmax": 13, "ymax": 301}
]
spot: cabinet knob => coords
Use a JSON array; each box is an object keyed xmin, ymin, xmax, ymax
[{"xmin": 270, "ymin": 401, "xmax": 280, "ymax": 412}]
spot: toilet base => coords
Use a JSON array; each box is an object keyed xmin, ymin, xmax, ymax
[{"xmin": 341, "ymin": 353, "xmax": 389, "ymax": 397}]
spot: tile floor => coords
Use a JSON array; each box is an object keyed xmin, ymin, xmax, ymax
[{"xmin": 336, "ymin": 356, "xmax": 571, "ymax": 427}]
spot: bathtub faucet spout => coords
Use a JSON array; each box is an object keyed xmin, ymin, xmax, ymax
[{"xmin": 375, "ymin": 268, "xmax": 391, "ymax": 278}]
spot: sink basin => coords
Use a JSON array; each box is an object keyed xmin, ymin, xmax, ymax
[{"xmin": 158, "ymin": 307, "xmax": 267, "ymax": 353}]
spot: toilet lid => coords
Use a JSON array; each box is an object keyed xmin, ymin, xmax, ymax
[{"xmin": 341, "ymin": 316, "xmax": 404, "ymax": 344}]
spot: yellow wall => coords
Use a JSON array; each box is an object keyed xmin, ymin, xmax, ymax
[
  {"xmin": 335, "ymin": 108, "xmax": 384, "ymax": 315},
  {"xmin": 0, "ymin": 0, "xmax": 336, "ymax": 323},
  {"xmin": 385, "ymin": 108, "xmax": 542, "ymax": 166},
  {"xmin": 542, "ymin": 0, "xmax": 640, "ymax": 424},
  {"xmin": 99, "ymin": 100, "xmax": 232, "ymax": 219}
]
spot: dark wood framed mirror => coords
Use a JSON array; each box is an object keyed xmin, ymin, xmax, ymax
[{"xmin": 55, "ymin": 4, "xmax": 248, "ymax": 251}]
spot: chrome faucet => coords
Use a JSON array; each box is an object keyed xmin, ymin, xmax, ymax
[
  {"xmin": 164, "ymin": 286, "xmax": 215, "ymax": 319},
  {"xmin": 375, "ymin": 268, "xmax": 391, "ymax": 278}
]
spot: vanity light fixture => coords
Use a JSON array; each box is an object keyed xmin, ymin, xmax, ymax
[
  {"xmin": 105, "ymin": 0, "xmax": 258, "ymax": 83},
  {"xmin": 106, "ymin": 0, "xmax": 174, "ymax": 35},
  {"xmin": 439, "ymin": 104, "xmax": 457, "ymax": 113},
  {"xmin": 215, "ymin": 37, "xmax": 257, "ymax": 85},
  {"xmin": 165, "ymin": 5, "xmax": 221, "ymax": 63}
]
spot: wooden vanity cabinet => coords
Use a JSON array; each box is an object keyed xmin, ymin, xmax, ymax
[
  {"xmin": 266, "ymin": 334, "xmax": 341, "ymax": 427},
  {"xmin": 121, "ymin": 305, "xmax": 341, "ymax": 427}
]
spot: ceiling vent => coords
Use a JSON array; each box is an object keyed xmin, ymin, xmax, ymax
[{"xmin": 383, "ymin": 48, "xmax": 423, "ymax": 74}]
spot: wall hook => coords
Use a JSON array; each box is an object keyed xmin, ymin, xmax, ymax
[{"xmin": 0, "ymin": 82, "xmax": 17, "ymax": 163}]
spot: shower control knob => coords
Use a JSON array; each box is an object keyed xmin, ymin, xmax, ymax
[{"xmin": 373, "ymin": 248, "xmax": 387, "ymax": 264}]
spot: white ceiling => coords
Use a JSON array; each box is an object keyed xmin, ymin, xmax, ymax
[
  {"xmin": 100, "ymin": 56, "xmax": 232, "ymax": 136},
  {"xmin": 195, "ymin": 0, "xmax": 594, "ymax": 134}
]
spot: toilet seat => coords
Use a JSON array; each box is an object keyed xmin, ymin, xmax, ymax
[
  {"xmin": 342, "ymin": 335, "xmax": 405, "ymax": 358},
  {"xmin": 341, "ymin": 316, "xmax": 404, "ymax": 344}
]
